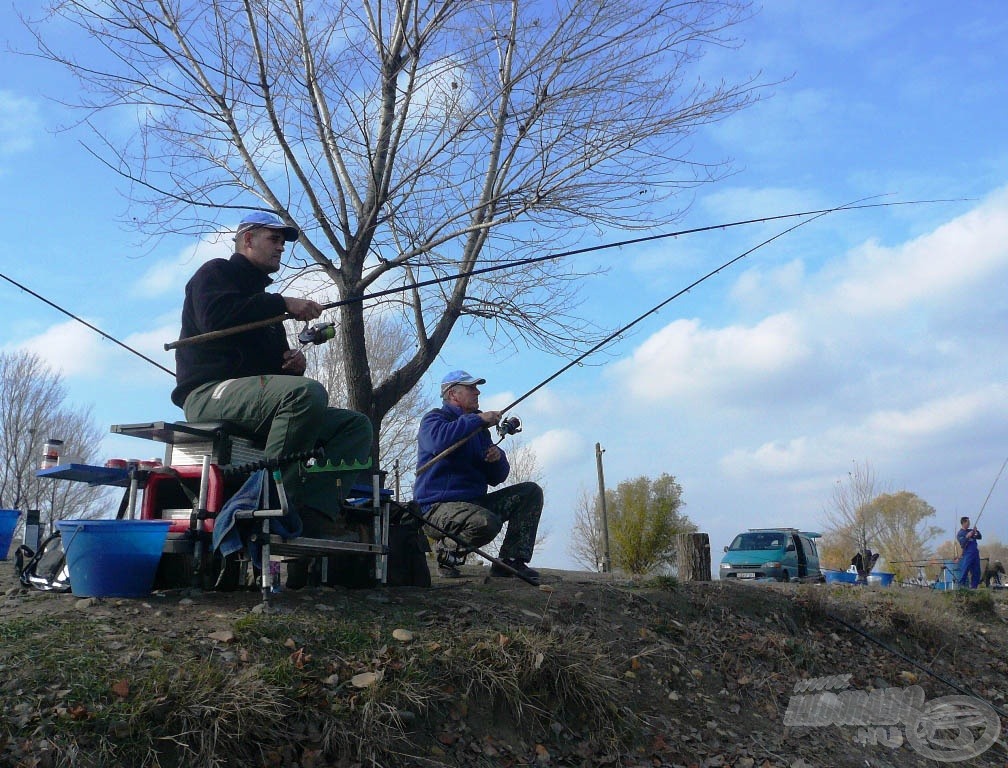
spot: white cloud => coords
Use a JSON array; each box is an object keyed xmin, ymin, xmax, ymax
[
  {"xmin": 821, "ymin": 187, "xmax": 1008, "ymax": 315},
  {"xmin": 13, "ymin": 319, "xmax": 109, "ymax": 377},
  {"xmin": 135, "ymin": 235, "xmax": 233, "ymax": 297},
  {"xmin": 730, "ymin": 258, "xmax": 805, "ymax": 308},
  {"xmin": 611, "ymin": 313, "xmax": 808, "ymax": 400},
  {"xmin": 124, "ymin": 322, "xmax": 182, "ymax": 371},
  {"xmin": 0, "ymin": 90, "xmax": 41, "ymax": 155},
  {"xmin": 528, "ymin": 429, "xmax": 582, "ymax": 470},
  {"xmin": 720, "ymin": 385, "xmax": 1008, "ymax": 480}
]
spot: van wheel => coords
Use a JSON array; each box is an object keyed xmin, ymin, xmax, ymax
[{"xmin": 779, "ymin": 570, "xmax": 789, "ymax": 583}]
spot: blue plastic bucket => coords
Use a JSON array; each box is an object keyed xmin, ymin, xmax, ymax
[
  {"xmin": 0, "ymin": 509, "xmax": 20, "ymax": 561},
  {"xmin": 56, "ymin": 519, "xmax": 171, "ymax": 598},
  {"xmin": 868, "ymin": 571, "xmax": 895, "ymax": 587},
  {"xmin": 822, "ymin": 569, "xmax": 857, "ymax": 584}
]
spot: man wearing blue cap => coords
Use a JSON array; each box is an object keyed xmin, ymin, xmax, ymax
[
  {"xmin": 414, "ymin": 370, "xmax": 543, "ymax": 582},
  {"xmin": 172, "ymin": 211, "xmax": 373, "ymax": 546}
]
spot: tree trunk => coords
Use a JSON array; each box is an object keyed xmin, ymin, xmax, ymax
[{"xmin": 674, "ymin": 533, "xmax": 711, "ymax": 582}]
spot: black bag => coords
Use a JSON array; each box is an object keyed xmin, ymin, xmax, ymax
[
  {"xmin": 17, "ymin": 532, "xmax": 71, "ymax": 593},
  {"xmin": 385, "ymin": 501, "xmax": 431, "ymax": 588}
]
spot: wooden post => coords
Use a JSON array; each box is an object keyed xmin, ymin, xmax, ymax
[{"xmin": 675, "ymin": 532, "xmax": 711, "ymax": 581}]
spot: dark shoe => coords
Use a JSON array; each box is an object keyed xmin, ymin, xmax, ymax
[
  {"xmin": 437, "ymin": 563, "xmax": 462, "ymax": 578},
  {"xmin": 490, "ymin": 558, "xmax": 540, "ymax": 582},
  {"xmin": 436, "ymin": 543, "xmax": 466, "ymax": 578}
]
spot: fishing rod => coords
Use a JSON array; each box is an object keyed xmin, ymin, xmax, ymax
[
  {"xmin": 971, "ymin": 455, "xmax": 1008, "ymax": 531},
  {"xmin": 826, "ymin": 610, "xmax": 1007, "ymax": 720},
  {"xmin": 0, "ymin": 271, "xmax": 176, "ymax": 377},
  {"xmin": 164, "ymin": 198, "xmax": 957, "ymax": 351},
  {"xmin": 416, "ymin": 202, "xmax": 847, "ymax": 475}
]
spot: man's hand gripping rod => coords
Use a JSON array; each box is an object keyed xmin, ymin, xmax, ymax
[{"xmin": 415, "ymin": 416, "xmax": 521, "ymax": 475}]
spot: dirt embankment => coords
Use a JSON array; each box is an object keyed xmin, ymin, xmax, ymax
[{"xmin": 1, "ymin": 564, "xmax": 1006, "ymax": 768}]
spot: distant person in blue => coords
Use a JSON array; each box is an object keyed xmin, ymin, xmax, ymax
[
  {"xmin": 956, "ymin": 515, "xmax": 983, "ymax": 589},
  {"xmin": 414, "ymin": 370, "xmax": 543, "ymax": 583}
]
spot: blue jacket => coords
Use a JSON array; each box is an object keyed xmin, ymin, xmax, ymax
[
  {"xmin": 958, "ymin": 526, "xmax": 981, "ymax": 558},
  {"xmin": 413, "ymin": 404, "xmax": 510, "ymax": 508}
]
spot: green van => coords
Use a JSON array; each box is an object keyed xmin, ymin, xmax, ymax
[{"xmin": 719, "ymin": 528, "xmax": 823, "ymax": 582}]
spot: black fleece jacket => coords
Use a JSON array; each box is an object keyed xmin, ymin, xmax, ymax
[{"xmin": 171, "ymin": 253, "xmax": 290, "ymax": 407}]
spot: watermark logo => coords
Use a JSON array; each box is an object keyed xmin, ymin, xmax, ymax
[{"xmin": 784, "ymin": 674, "xmax": 1000, "ymax": 763}]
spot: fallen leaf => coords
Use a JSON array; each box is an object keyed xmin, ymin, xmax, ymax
[
  {"xmin": 351, "ymin": 671, "xmax": 383, "ymax": 688},
  {"xmin": 68, "ymin": 704, "xmax": 89, "ymax": 721}
]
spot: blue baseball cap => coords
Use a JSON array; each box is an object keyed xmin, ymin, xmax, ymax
[
  {"xmin": 234, "ymin": 211, "xmax": 300, "ymax": 242},
  {"xmin": 441, "ymin": 369, "xmax": 486, "ymax": 395}
]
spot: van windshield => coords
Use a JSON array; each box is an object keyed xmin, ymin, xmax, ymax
[{"xmin": 728, "ymin": 533, "xmax": 785, "ymax": 551}]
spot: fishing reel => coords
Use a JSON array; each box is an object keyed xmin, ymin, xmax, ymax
[
  {"xmin": 298, "ymin": 321, "xmax": 336, "ymax": 346},
  {"xmin": 496, "ymin": 415, "xmax": 522, "ymax": 438}
]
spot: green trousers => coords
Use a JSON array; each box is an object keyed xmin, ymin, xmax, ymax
[
  {"xmin": 425, "ymin": 482, "xmax": 543, "ymax": 563},
  {"xmin": 183, "ymin": 375, "xmax": 373, "ymax": 519}
]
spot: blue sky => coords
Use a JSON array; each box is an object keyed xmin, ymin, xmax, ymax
[{"xmin": 2, "ymin": 2, "xmax": 1007, "ymax": 572}]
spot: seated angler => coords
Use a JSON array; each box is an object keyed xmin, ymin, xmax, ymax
[
  {"xmin": 170, "ymin": 211, "xmax": 373, "ymax": 546},
  {"xmin": 413, "ymin": 370, "xmax": 543, "ymax": 583}
]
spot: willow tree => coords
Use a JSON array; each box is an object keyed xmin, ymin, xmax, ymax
[
  {"xmin": 606, "ymin": 473, "xmax": 694, "ymax": 575},
  {"xmin": 25, "ymin": 0, "xmax": 759, "ymax": 458}
]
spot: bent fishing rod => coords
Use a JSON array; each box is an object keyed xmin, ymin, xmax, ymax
[
  {"xmin": 164, "ymin": 198, "xmax": 956, "ymax": 351},
  {"xmin": 416, "ymin": 202, "xmax": 847, "ymax": 475},
  {"xmin": 971, "ymin": 455, "xmax": 1008, "ymax": 531}
]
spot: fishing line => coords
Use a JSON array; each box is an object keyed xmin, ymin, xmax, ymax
[
  {"xmin": 3, "ymin": 197, "xmax": 962, "ymax": 379},
  {"xmin": 972, "ymin": 455, "xmax": 1008, "ymax": 530},
  {"xmin": 417, "ymin": 202, "xmax": 846, "ymax": 475},
  {"xmin": 827, "ymin": 610, "xmax": 1008, "ymax": 719},
  {"xmin": 0, "ymin": 271, "xmax": 176, "ymax": 377},
  {"xmin": 165, "ymin": 197, "xmax": 961, "ymax": 350}
]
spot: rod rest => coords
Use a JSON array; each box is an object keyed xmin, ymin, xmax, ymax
[{"xmin": 221, "ymin": 447, "xmax": 325, "ymax": 477}]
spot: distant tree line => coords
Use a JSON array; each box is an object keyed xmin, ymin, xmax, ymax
[
  {"xmin": 818, "ymin": 459, "xmax": 1003, "ymax": 584},
  {"xmin": 0, "ymin": 351, "xmax": 108, "ymax": 538}
]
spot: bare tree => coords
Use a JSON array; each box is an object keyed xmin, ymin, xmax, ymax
[
  {"xmin": 24, "ymin": 1, "xmax": 760, "ymax": 460},
  {"xmin": 0, "ymin": 351, "xmax": 108, "ymax": 536},
  {"xmin": 821, "ymin": 459, "xmax": 884, "ymax": 565},
  {"xmin": 304, "ymin": 312, "xmax": 432, "ymax": 486},
  {"xmin": 569, "ymin": 486, "xmax": 605, "ymax": 572}
]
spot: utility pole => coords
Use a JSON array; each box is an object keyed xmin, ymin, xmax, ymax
[{"xmin": 595, "ymin": 442, "xmax": 611, "ymax": 573}]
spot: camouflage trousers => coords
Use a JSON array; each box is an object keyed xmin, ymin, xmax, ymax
[{"xmin": 425, "ymin": 482, "xmax": 543, "ymax": 563}]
